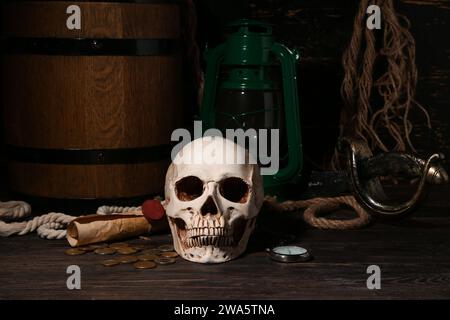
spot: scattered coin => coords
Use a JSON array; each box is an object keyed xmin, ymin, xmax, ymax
[
  {"xmin": 118, "ymin": 255, "xmax": 139, "ymax": 264},
  {"xmin": 141, "ymin": 249, "xmax": 161, "ymax": 255},
  {"xmin": 78, "ymin": 246, "xmax": 96, "ymax": 252},
  {"xmin": 94, "ymin": 247, "xmax": 116, "ymax": 255},
  {"xmin": 155, "ymin": 257, "xmax": 176, "ymax": 265},
  {"xmin": 158, "ymin": 244, "xmax": 174, "ymax": 252},
  {"xmin": 109, "ymin": 242, "xmax": 129, "ymax": 249},
  {"xmin": 65, "ymin": 248, "xmax": 86, "ymax": 256},
  {"xmin": 131, "ymin": 244, "xmax": 148, "ymax": 250},
  {"xmin": 161, "ymin": 251, "xmax": 179, "ymax": 258},
  {"xmin": 137, "ymin": 254, "xmax": 158, "ymax": 261},
  {"xmin": 134, "ymin": 261, "xmax": 157, "ymax": 269},
  {"xmin": 116, "ymin": 247, "xmax": 137, "ymax": 255},
  {"xmin": 89, "ymin": 243, "xmax": 108, "ymax": 249},
  {"xmin": 102, "ymin": 259, "xmax": 120, "ymax": 267}
]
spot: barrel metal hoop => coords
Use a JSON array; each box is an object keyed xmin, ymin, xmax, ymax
[
  {"xmin": 5, "ymin": 145, "xmax": 173, "ymax": 164},
  {"xmin": 3, "ymin": 38, "xmax": 179, "ymax": 56}
]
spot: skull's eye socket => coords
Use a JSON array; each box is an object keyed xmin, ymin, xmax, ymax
[
  {"xmin": 219, "ymin": 177, "xmax": 250, "ymax": 203},
  {"xmin": 176, "ymin": 176, "xmax": 204, "ymax": 201}
]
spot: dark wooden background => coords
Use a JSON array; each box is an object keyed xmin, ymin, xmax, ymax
[
  {"xmin": 1, "ymin": 0, "xmax": 450, "ymax": 188},
  {"xmin": 194, "ymin": 0, "xmax": 450, "ymax": 169},
  {"xmin": 1, "ymin": 1, "xmax": 450, "ymax": 300}
]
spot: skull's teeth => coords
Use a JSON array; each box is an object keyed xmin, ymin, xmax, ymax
[
  {"xmin": 191, "ymin": 215, "xmax": 226, "ymax": 229},
  {"xmin": 186, "ymin": 227, "xmax": 230, "ymax": 238},
  {"xmin": 183, "ymin": 225, "xmax": 236, "ymax": 248},
  {"xmin": 184, "ymin": 235, "xmax": 234, "ymax": 248}
]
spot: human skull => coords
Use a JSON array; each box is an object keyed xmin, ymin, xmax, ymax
[{"xmin": 163, "ymin": 136, "xmax": 264, "ymax": 263}]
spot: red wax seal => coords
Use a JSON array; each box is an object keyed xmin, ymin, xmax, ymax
[{"xmin": 142, "ymin": 199, "xmax": 165, "ymax": 221}]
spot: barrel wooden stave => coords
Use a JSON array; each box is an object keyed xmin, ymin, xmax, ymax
[
  {"xmin": 3, "ymin": 55, "xmax": 182, "ymax": 149},
  {"xmin": 8, "ymin": 162, "xmax": 169, "ymax": 199},
  {"xmin": 2, "ymin": 1, "xmax": 182, "ymax": 199},
  {"xmin": 2, "ymin": 2, "xmax": 180, "ymax": 39}
]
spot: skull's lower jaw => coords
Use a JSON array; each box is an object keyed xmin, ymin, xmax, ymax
[{"xmin": 168, "ymin": 217, "xmax": 257, "ymax": 263}]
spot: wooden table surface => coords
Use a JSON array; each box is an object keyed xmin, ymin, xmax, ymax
[{"xmin": 1, "ymin": 186, "xmax": 450, "ymax": 300}]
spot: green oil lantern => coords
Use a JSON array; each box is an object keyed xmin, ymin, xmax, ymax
[{"xmin": 200, "ymin": 19, "xmax": 303, "ymax": 193}]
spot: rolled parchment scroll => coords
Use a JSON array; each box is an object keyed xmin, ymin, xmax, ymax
[{"xmin": 66, "ymin": 213, "xmax": 168, "ymax": 247}]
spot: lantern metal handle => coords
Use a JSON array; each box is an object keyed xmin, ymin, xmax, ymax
[{"xmin": 264, "ymin": 43, "xmax": 303, "ymax": 186}]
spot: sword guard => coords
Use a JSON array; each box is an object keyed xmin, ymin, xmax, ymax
[{"xmin": 339, "ymin": 137, "xmax": 448, "ymax": 218}]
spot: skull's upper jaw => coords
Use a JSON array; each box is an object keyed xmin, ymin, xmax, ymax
[{"xmin": 168, "ymin": 214, "xmax": 257, "ymax": 263}]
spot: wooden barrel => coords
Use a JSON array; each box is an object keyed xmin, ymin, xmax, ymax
[{"xmin": 1, "ymin": 0, "xmax": 182, "ymax": 199}]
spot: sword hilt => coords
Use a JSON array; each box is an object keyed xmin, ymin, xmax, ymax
[{"xmin": 339, "ymin": 137, "xmax": 448, "ymax": 218}]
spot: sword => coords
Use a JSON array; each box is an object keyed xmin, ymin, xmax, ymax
[{"xmin": 300, "ymin": 138, "xmax": 448, "ymax": 218}]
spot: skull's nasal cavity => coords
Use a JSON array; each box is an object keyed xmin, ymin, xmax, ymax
[{"xmin": 201, "ymin": 196, "xmax": 218, "ymax": 216}]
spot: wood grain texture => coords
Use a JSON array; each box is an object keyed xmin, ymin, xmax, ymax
[
  {"xmin": 2, "ymin": 2, "xmax": 180, "ymax": 39},
  {"xmin": 8, "ymin": 161, "xmax": 169, "ymax": 198},
  {"xmin": 1, "ymin": 1, "xmax": 183, "ymax": 199},
  {"xmin": 0, "ymin": 184, "xmax": 448, "ymax": 299},
  {"xmin": 3, "ymin": 55, "xmax": 182, "ymax": 148},
  {"xmin": 0, "ymin": 214, "xmax": 449, "ymax": 299}
]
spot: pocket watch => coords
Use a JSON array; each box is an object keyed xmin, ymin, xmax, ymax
[{"xmin": 266, "ymin": 245, "xmax": 312, "ymax": 263}]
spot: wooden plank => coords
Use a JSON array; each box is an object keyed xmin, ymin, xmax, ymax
[{"xmin": 1, "ymin": 215, "xmax": 449, "ymax": 299}]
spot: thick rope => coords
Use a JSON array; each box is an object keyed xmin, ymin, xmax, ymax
[
  {"xmin": 0, "ymin": 201, "xmax": 31, "ymax": 220},
  {"xmin": 96, "ymin": 206, "xmax": 141, "ymax": 215},
  {"xmin": 0, "ymin": 210, "xmax": 74, "ymax": 238},
  {"xmin": 0, "ymin": 202, "xmax": 145, "ymax": 239},
  {"xmin": 264, "ymin": 195, "xmax": 372, "ymax": 230}
]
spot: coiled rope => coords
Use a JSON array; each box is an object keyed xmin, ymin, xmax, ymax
[{"xmin": 264, "ymin": 195, "xmax": 371, "ymax": 230}]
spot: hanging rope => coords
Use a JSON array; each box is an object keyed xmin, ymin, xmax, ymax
[
  {"xmin": 332, "ymin": 0, "xmax": 431, "ymax": 169},
  {"xmin": 0, "ymin": 201, "xmax": 144, "ymax": 239}
]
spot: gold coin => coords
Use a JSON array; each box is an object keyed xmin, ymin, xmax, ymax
[
  {"xmin": 89, "ymin": 243, "xmax": 108, "ymax": 249},
  {"xmin": 131, "ymin": 244, "xmax": 148, "ymax": 250},
  {"xmin": 78, "ymin": 246, "xmax": 96, "ymax": 252},
  {"xmin": 102, "ymin": 259, "xmax": 120, "ymax": 267},
  {"xmin": 158, "ymin": 244, "xmax": 174, "ymax": 252},
  {"xmin": 137, "ymin": 254, "xmax": 158, "ymax": 261},
  {"xmin": 161, "ymin": 251, "xmax": 179, "ymax": 258},
  {"xmin": 141, "ymin": 249, "xmax": 161, "ymax": 255},
  {"xmin": 118, "ymin": 255, "xmax": 139, "ymax": 264},
  {"xmin": 155, "ymin": 257, "xmax": 176, "ymax": 265},
  {"xmin": 116, "ymin": 247, "xmax": 137, "ymax": 255},
  {"xmin": 65, "ymin": 248, "xmax": 85, "ymax": 256},
  {"xmin": 134, "ymin": 261, "xmax": 157, "ymax": 269},
  {"xmin": 109, "ymin": 242, "xmax": 129, "ymax": 249},
  {"xmin": 94, "ymin": 247, "xmax": 116, "ymax": 255}
]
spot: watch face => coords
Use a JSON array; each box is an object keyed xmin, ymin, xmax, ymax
[{"xmin": 272, "ymin": 245, "xmax": 307, "ymax": 256}]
